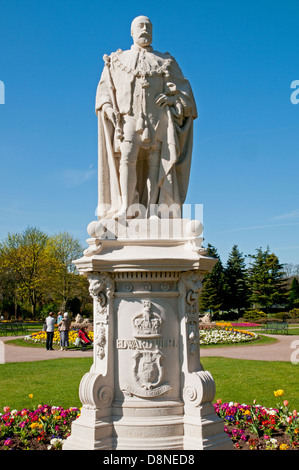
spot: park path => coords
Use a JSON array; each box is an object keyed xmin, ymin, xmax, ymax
[
  {"xmin": 1, "ymin": 334, "xmax": 299, "ymax": 363},
  {"xmin": 0, "ymin": 337, "xmax": 93, "ymax": 363},
  {"xmin": 200, "ymin": 333, "xmax": 299, "ymax": 362}
]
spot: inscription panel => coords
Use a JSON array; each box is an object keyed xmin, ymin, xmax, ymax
[{"xmin": 115, "ymin": 296, "xmax": 180, "ymax": 400}]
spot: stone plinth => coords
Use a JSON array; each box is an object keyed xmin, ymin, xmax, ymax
[{"xmin": 63, "ymin": 220, "xmax": 233, "ymax": 450}]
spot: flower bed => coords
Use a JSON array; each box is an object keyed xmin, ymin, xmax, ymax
[
  {"xmin": 200, "ymin": 326, "xmax": 258, "ymax": 345},
  {"xmin": 26, "ymin": 326, "xmax": 255, "ymax": 348},
  {"xmin": 1, "ymin": 391, "xmax": 298, "ymax": 450},
  {"xmin": 231, "ymin": 322, "xmax": 260, "ymax": 328},
  {"xmin": 216, "ymin": 322, "xmax": 260, "ymax": 328},
  {"xmin": 24, "ymin": 329, "xmax": 94, "ymax": 347},
  {"xmin": 214, "ymin": 390, "xmax": 299, "ymax": 450},
  {"xmin": 0, "ymin": 402, "xmax": 80, "ymax": 450}
]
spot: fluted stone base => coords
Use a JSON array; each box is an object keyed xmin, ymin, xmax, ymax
[{"xmin": 63, "ymin": 225, "xmax": 233, "ymax": 451}]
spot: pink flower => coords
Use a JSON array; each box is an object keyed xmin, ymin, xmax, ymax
[
  {"xmin": 3, "ymin": 406, "xmax": 10, "ymax": 413},
  {"xmin": 287, "ymin": 416, "xmax": 292, "ymax": 424},
  {"xmin": 293, "ymin": 410, "xmax": 298, "ymax": 417},
  {"xmin": 4, "ymin": 438, "xmax": 13, "ymax": 446},
  {"xmin": 21, "ymin": 409, "xmax": 27, "ymax": 416},
  {"xmin": 283, "ymin": 400, "xmax": 289, "ymax": 407}
]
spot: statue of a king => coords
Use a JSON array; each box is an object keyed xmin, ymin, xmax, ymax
[{"xmin": 95, "ymin": 15, "xmax": 197, "ymax": 219}]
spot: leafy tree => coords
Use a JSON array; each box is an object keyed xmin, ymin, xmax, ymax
[
  {"xmin": 0, "ymin": 227, "xmax": 54, "ymax": 316},
  {"xmin": 199, "ymin": 244, "xmax": 225, "ymax": 315},
  {"xmin": 45, "ymin": 232, "xmax": 86, "ymax": 311},
  {"xmin": 0, "ymin": 228, "xmax": 89, "ymax": 318},
  {"xmin": 224, "ymin": 245, "xmax": 250, "ymax": 314},
  {"xmin": 248, "ymin": 247, "xmax": 287, "ymax": 313},
  {"xmin": 0, "ymin": 253, "xmax": 19, "ymax": 318}
]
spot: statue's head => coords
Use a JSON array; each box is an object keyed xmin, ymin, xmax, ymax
[{"xmin": 131, "ymin": 16, "xmax": 152, "ymax": 48}]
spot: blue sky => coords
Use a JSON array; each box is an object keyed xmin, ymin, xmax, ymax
[{"xmin": 0, "ymin": 0, "xmax": 298, "ymax": 267}]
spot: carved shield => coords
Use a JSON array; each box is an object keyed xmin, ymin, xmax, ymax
[{"xmin": 133, "ymin": 350, "xmax": 164, "ymax": 390}]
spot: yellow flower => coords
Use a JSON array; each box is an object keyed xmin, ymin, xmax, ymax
[
  {"xmin": 28, "ymin": 394, "xmax": 33, "ymax": 399},
  {"xmin": 274, "ymin": 389, "xmax": 284, "ymax": 397},
  {"xmin": 30, "ymin": 422, "xmax": 38, "ymax": 429},
  {"xmin": 279, "ymin": 443, "xmax": 289, "ymax": 450}
]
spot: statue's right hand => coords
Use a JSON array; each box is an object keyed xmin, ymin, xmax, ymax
[{"xmin": 103, "ymin": 105, "xmax": 117, "ymax": 125}]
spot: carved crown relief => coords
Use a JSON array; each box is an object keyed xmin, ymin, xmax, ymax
[{"xmin": 132, "ymin": 300, "xmax": 162, "ymax": 338}]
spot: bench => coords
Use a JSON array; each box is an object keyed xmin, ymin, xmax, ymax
[
  {"xmin": 0, "ymin": 322, "xmax": 28, "ymax": 336},
  {"xmin": 261, "ymin": 321, "xmax": 289, "ymax": 335}
]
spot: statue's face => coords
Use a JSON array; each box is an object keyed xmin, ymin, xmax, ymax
[{"xmin": 131, "ymin": 17, "xmax": 152, "ymax": 48}]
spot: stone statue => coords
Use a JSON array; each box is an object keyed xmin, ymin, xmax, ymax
[
  {"xmin": 63, "ymin": 17, "xmax": 232, "ymax": 451},
  {"xmin": 95, "ymin": 15, "xmax": 197, "ymax": 219}
]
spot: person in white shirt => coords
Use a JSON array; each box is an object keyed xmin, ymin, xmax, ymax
[{"xmin": 45, "ymin": 312, "xmax": 56, "ymax": 350}]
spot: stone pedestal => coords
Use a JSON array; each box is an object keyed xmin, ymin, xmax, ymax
[{"xmin": 63, "ymin": 219, "xmax": 233, "ymax": 450}]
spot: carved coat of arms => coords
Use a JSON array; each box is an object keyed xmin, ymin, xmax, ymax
[
  {"xmin": 133, "ymin": 350, "xmax": 163, "ymax": 390},
  {"xmin": 122, "ymin": 300, "xmax": 172, "ymax": 398}
]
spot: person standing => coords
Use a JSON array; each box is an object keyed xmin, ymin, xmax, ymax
[
  {"xmin": 57, "ymin": 311, "xmax": 63, "ymax": 348},
  {"xmin": 58, "ymin": 312, "xmax": 71, "ymax": 350},
  {"xmin": 45, "ymin": 312, "xmax": 55, "ymax": 350}
]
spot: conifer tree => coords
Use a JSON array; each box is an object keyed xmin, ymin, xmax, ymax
[
  {"xmin": 248, "ymin": 247, "xmax": 287, "ymax": 313},
  {"xmin": 289, "ymin": 277, "xmax": 299, "ymax": 309},
  {"xmin": 224, "ymin": 245, "xmax": 250, "ymax": 314},
  {"xmin": 199, "ymin": 244, "xmax": 225, "ymax": 315}
]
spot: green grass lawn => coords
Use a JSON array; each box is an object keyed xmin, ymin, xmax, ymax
[
  {"xmin": 0, "ymin": 358, "xmax": 93, "ymax": 410},
  {"xmin": 201, "ymin": 357, "xmax": 299, "ymax": 410},
  {"xmin": 1, "ymin": 356, "xmax": 298, "ymax": 412}
]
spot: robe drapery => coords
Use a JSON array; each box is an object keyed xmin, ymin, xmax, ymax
[{"xmin": 95, "ymin": 45, "xmax": 197, "ymax": 218}]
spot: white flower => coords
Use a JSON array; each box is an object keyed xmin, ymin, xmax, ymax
[{"xmin": 50, "ymin": 437, "xmax": 64, "ymax": 447}]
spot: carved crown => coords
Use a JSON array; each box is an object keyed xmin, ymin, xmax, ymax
[{"xmin": 133, "ymin": 301, "xmax": 162, "ymax": 338}]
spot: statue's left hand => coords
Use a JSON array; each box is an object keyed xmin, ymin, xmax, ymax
[
  {"xmin": 155, "ymin": 93, "xmax": 176, "ymax": 108},
  {"xmin": 103, "ymin": 104, "xmax": 117, "ymax": 126}
]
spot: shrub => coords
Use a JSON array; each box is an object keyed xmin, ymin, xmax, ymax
[
  {"xmin": 243, "ymin": 310, "xmax": 266, "ymax": 322},
  {"xmin": 289, "ymin": 308, "xmax": 299, "ymax": 319},
  {"xmin": 273, "ymin": 312, "xmax": 290, "ymax": 320}
]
